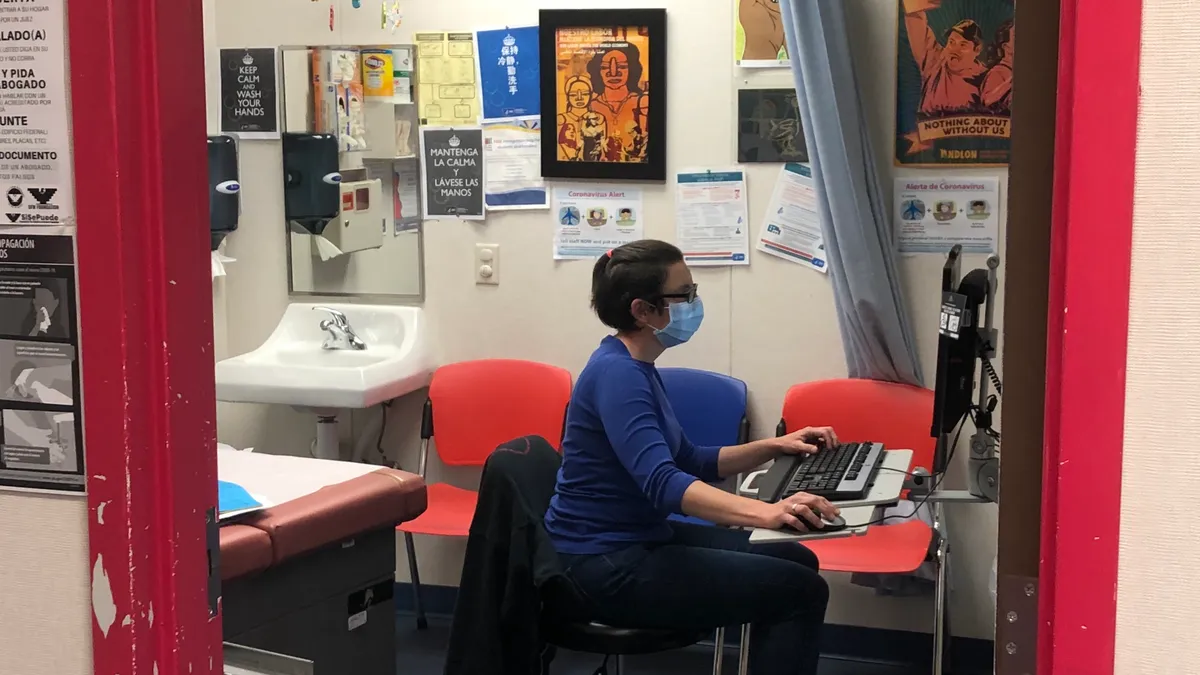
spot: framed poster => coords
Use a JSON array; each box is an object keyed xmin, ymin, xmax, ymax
[
  {"xmin": 895, "ymin": 0, "xmax": 1013, "ymax": 166},
  {"xmin": 736, "ymin": 88, "xmax": 807, "ymax": 163},
  {"xmin": 538, "ymin": 9, "xmax": 667, "ymax": 181}
]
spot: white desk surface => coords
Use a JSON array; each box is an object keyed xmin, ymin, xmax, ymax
[
  {"xmin": 217, "ymin": 446, "xmax": 381, "ymax": 514},
  {"xmin": 747, "ymin": 449, "xmax": 913, "ymax": 544},
  {"xmin": 837, "ymin": 449, "xmax": 912, "ymax": 508}
]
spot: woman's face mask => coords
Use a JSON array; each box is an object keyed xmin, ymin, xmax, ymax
[{"xmin": 653, "ymin": 296, "xmax": 704, "ymax": 349}]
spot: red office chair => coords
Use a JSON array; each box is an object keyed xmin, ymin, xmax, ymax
[
  {"xmin": 777, "ymin": 379, "xmax": 946, "ymax": 669},
  {"xmin": 397, "ymin": 359, "xmax": 572, "ymax": 629}
]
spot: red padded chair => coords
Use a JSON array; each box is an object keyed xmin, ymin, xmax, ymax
[
  {"xmin": 397, "ymin": 359, "xmax": 572, "ymax": 629},
  {"xmin": 776, "ymin": 380, "xmax": 946, "ymax": 663}
]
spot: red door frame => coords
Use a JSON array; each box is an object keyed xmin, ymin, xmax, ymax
[
  {"xmin": 67, "ymin": 0, "xmax": 222, "ymax": 672},
  {"xmin": 1040, "ymin": 0, "xmax": 1140, "ymax": 674},
  {"xmin": 61, "ymin": 0, "xmax": 1138, "ymax": 672}
]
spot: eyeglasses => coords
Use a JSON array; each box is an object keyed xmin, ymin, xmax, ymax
[{"xmin": 657, "ymin": 284, "xmax": 699, "ymax": 304}]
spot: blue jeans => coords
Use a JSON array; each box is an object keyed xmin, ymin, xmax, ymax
[{"xmin": 560, "ymin": 522, "xmax": 828, "ymax": 675}]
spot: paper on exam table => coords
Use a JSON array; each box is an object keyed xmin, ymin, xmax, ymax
[{"xmin": 217, "ymin": 447, "xmax": 383, "ymax": 508}]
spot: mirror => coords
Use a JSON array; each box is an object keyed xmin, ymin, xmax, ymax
[{"xmin": 279, "ymin": 45, "xmax": 424, "ymax": 301}]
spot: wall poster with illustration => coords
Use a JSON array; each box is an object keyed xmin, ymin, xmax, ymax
[
  {"xmin": 735, "ymin": 0, "xmax": 789, "ymax": 68},
  {"xmin": 895, "ymin": 0, "xmax": 1014, "ymax": 166},
  {"xmin": 737, "ymin": 88, "xmax": 807, "ymax": 163},
  {"xmin": 538, "ymin": 9, "xmax": 667, "ymax": 181}
]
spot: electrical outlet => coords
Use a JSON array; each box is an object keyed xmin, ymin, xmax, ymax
[{"xmin": 475, "ymin": 243, "xmax": 500, "ymax": 285}]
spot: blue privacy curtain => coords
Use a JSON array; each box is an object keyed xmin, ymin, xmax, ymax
[{"xmin": 779, "ymin": 0, "xmax": 923, "ymax": 386}]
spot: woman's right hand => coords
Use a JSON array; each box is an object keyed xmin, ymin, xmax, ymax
[{"xmin": 757, "ymin": 492, "xmax": 839, "ymax": 531}]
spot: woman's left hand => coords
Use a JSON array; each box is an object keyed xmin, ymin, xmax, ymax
[{"xmin": 777, "ymin": 426, "xmax": 839, "ymax": 456}]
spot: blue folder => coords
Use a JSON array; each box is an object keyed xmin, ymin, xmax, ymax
[{"xmin": 218, "ymin": 480, "xmax": 261, "ymax": 514}]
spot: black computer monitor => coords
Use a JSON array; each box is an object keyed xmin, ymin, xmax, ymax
[{"xmin": 930, "ymin": 245, "xmax": 985, "ymax": 475}]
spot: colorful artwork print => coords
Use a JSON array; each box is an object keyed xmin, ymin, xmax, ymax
[
  {"xmin": 735, "ymin": 0, "xmax": 789, "ymax": 67},
  {"xmin": 895, "ymin": 0, "xmax": 1014, "ymax": 166},
  {"xmin": 553, "ymin": 26, "xmax": 651, "ymax": 166}
]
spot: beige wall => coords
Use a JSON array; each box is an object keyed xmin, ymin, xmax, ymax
[
  {"xmin": 0, "ymin": 0, "xmax": 93, "ymax": 672},
  {"xmin": 0, "ymin": 493, "xmax": 92, "ymax": 674},
  {"xmin": 211, "ymin": 0, "xmax": 1003, "ymax": 639},
  {"xmin": 1117, "ymin": 0, "xmax": 1200, "ymax": 671}
]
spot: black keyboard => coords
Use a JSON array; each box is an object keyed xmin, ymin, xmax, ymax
[{"xmin": 758, "ymin": 442, "xmax": 886, "ymax": 502}]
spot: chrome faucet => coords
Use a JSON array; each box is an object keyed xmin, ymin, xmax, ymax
[{"xmin": 313, "ymin": 307, "xmax": 366, "ymax": 351}]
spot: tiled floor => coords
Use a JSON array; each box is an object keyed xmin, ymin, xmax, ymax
[{"xmin": 396, "ymin": 615, "xmax": 923, "ymax": 675}]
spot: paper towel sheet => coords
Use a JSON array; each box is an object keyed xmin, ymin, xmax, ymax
[
  {"xmin": 211, "ymin": 250, "xmax": 236, "ymax": 279},
  {"xmin": 313, "ymin": 235, "xmax": 344, "ymax": 261},
  {"xmin": 288, "ymin": 223, "xmax": 346, "ymax": 261}
]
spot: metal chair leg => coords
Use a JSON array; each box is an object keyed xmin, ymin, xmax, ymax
[
  {"xmin": 614, "ymin": 655, "xmax": 624, "ymax": 675},
  {"xmin": 738, "ymin": 624, "xmax": 751, "ymax": 675},
  {"xmin": 932, "ymin": 535, "xmax": 950, "ymax": 675},
  {"xmin": 712, "ymin": 626, "xmax": 725, "ymax": 674},
  {"xmin": 403, "ymin": 531, "xmax": 428, "ymax": 630}
]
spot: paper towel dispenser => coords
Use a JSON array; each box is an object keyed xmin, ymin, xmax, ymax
[
  {"xmin": 207, "ymin": 135, "xmax": 240, "ymax": 251},
  {"xmin": 282, "ymin": 132, "xmax": 342, "ymax": 236}
]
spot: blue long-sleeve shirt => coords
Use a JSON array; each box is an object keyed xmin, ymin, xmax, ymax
[{"xmin": 545, "ymin": 337, "xmax": 722, "ymax": 554}]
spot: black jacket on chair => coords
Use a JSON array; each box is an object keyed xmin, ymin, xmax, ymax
[{"xmin": 444, "ymin": 435, "xmax": 581, "ymax": 675}]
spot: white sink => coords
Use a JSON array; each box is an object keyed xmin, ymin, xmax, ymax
[{"xmin": 215, "ymin": 303, "xmax": 434, "ymax": 409}]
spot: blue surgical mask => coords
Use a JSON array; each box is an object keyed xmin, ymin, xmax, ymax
[{"xmin": 654, "ymin": 297, "xmax": 704, "ymax": 348}]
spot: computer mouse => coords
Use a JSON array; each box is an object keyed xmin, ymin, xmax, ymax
[
  {"xmin": 819, "ymin": 514, "xmax": 848, "ymax": 532},
  {"xmin": 782, "ymin": 511, "xmax": 847, "ymax": 533}
]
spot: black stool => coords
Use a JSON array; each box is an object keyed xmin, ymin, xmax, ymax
[{"xmin": 540, "ymin": 617, "xmax": 708, "ymax": 675}]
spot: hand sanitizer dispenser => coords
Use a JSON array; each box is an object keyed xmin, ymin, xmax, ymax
[
  {"xmin": 282, "ymin": 132, "xmax": 342, "ymax": 235},
  {"xmin": 207, "ymin": 135, "xmax": 240, "ymax": 251}
]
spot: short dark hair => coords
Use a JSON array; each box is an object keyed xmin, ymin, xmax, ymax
[
  {"xmin": 947, "ymin": 20, "xmax": 983, "ymax": 47},
  {"xmin": 591, "ymin": 240, "xmax": 683, "ymax": 332}
]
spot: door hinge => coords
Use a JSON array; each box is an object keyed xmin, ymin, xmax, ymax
[{"xmin": 206, "ymin": 506, "xmax": 221, "ymax": 617}]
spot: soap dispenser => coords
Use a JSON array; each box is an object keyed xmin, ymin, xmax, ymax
[
  {"xmin": 207, "ymin": 135, "xmax": 241, "ymax": 251},
  {"xmin": 282, "ymin": 132, "xmax": 342, "ymax": 235}
]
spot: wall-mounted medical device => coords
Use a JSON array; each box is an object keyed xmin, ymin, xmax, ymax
[
  {"xmin": 282, "ymin": 132, "xmax": 342, "ymax": 235},
  {"xmin": 207, "ymin": 135, "xmax": 241, "ymax": 251},
  {"xmin": 317, "ymin": 177, "xmax": 384, "ymax": 257}
]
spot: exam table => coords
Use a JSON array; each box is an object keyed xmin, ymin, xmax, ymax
[{"xmin": 217, "ymin": 448, "xmax": 427, "ymax": 675}]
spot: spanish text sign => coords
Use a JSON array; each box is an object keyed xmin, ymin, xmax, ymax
[
  {"xmin": 0, "ymin": 0, "xmax": 74, "ymax": 228},
  {"xmin": 420, "ymin": 127, "xmax": 485, "ymax": 220}
]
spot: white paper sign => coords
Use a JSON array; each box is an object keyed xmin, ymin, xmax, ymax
[
  {"xmin": 894, "ymin": 176, "xmax": 1000, "ymax": 254},
  {"xmin": 756, "ymin": 164, "xmax": 827, "ymax": 273},
  {"xmin": 675, "ymin": 169, "xmax": 750, "ymax": 266},
  {"xmin": 552, "ymin": 186, "xmax": 643, "ymax": 260},
  {"xmin": 0, "ymin": 0, "xmax": 73, "ymax": 228},
  {"xmin": 482, "ymin": 119, "xmax": 547, "ymax": 211}
]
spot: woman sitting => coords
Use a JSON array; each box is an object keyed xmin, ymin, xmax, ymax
[{"xmin": 545, "ymin": 239, "xmax": 840, "ymax": 675}]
